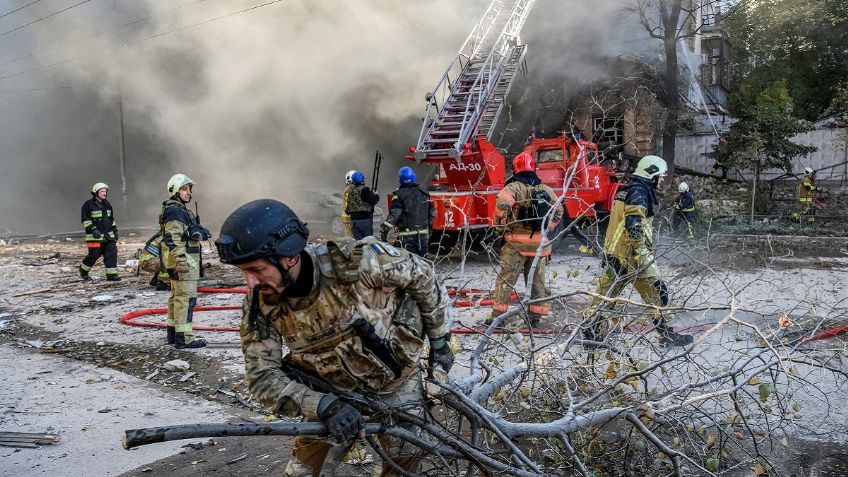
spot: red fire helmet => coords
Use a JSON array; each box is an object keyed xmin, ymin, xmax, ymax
[{"xmin": 512, "ymin": 152, "xmax": 536, "ymax": 173}]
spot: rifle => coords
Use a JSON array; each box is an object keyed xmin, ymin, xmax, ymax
[
  {"xmin": 122, "ymin": 360, "xmax": 386, "ymax": 449},
  {"xmin": 372, "ymin": 149, "xmax": 383, "ymax": 191}
]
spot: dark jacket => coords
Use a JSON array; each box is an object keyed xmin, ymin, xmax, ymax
[
  {"xmin": 386, "ymin": 183, "xmax": 434, "ymax": 230},
  {"xmin": 81, "ymin": 197, "xmax": 117, "ymax": 243},
  {"xmin": 344, "ymin": 184, "xmax": 381, "ymax": 219}
]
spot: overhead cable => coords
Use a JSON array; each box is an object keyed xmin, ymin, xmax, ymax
[{"xmin": 0, "ymin": 0, "xmax": 93, "ymax": 39}]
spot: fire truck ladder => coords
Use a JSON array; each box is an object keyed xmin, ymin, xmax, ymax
[{"xmin": 414, "ymin": 0, "xmax": 535, "ymax": 162}]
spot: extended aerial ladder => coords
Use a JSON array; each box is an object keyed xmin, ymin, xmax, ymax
[{"xmin": 413, "ymin": 0, "xmax": 535, "ymax": 162}]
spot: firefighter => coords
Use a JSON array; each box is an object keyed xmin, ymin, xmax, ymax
[
  {"xmin": 79, "ymin": 182, "xmax": 120, "ymax": 281},
  {"xmin": 486, "ymin": 152, "xmax": 564, "ymax": 329},
  {"xmin": 137, "ymin": 231, "xmax": 170, "ymax": 291},
  {"xmin": 792, "ymin": 168, "xmax": 826, "ymax": 224},
  {"xmin": 160, "ymin": 173, "xmax": 210, "ymax": 349},
  {"xmin": 214, "ymin": 199, "xmax": 453, "ymax": 477},
  {"xmin": 380, "ymin": 167, "xmax": 434, "ymax": 257},
  {"xmin": 672, "ymin": 182, "xmax": 696, "ymax": 239},
  {"xmin": 341, "ymin": 170, "xmax": 356, "ymax": 237},
  {"xmin": 584, "ymin": 155, "xmax": 693, "ymax": 347},
  {"xmin": 342, "ymin": 170, "xmax": 380, "ymax": 239}
]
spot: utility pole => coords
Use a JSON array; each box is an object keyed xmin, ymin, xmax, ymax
[{"xmin": 117, "ymin": 83, "xmax": 129, "ymax": 216}]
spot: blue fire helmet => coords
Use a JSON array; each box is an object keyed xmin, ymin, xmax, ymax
[
  {"xmin": 399, "ymin": 166, "xmax": 416, "ymax": 185},
  {"xmin": 351, "ymin": 171, "xmax": 365, "ymax": 185}
]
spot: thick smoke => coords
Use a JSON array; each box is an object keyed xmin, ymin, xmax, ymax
[{"xmin": 0, "ymin": 0, "xmax": 651, "ymax": 235}]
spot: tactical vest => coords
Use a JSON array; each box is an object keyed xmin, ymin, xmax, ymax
[
  {"xmin": 343, "ymin": 184, "xmax": 374, "ymax": 215},
  {"xmin": 249, "ymin": 239, "xmax": 425, "ymax": 394},
  {"xmin": 393, "ymin": 186, "xmax": 431, "ymax": 230}
]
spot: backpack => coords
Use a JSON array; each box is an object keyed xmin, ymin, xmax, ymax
[{"xmin": 518, "ymin": 185, "xmax": 553, "ymax": 233}]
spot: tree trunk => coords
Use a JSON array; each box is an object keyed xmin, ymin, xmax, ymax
[{"xmin": 660, "ymin": 0, "xmax": 683, "ymax": 184}]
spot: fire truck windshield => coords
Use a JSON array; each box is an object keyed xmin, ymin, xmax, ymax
[{"xmin": 537, "ymin": 149, "xmax": 564, "ymax": 163}]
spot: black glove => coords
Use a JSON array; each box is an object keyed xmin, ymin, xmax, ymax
[
  {"xmin": 379, "ymin": 223, "xmax": 390, "ymax": 242},
  {"xmin": 428, "ymin": 333, "xmax": 454, "ymax": 373},
  {"xmin": 317, "ymin": 394, "xmax": 364, "ymax": 443},
  {"xmin": 91, "ymin": 229, "xmax": 102, "ymax": 239}
]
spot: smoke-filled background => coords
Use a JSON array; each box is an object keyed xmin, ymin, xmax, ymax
[{"xmin": 0, "ymin": 0, "xmax": 650, "ymax": 235}]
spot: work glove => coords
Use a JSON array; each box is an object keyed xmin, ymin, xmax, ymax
[
  {"xmin": 428, "ymin": 333, "xmax": 454, "ymax": 373},
  {"xmin": 379, "ymin": 223, "xmax": 391, "ymax": 242},
  {"xmin": 107, "ymin": 230, "xmax": 118, "ymax": 241},
  {"xmin": 316, "ymin": 394, "xmax": 364, "ymax": 443},
  {"xmin": 91, "ymin": 229, "xmax": 102, "ymax": 239},
  {"xmin": 175, "ymin": 256, "xmax": 191, "ymax": 274}
]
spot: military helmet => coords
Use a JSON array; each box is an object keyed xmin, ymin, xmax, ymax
[
  {"xmin": 91, "ymin": 182, "xmax": 109, "ymax": 195},
  {"xmin": 634, "ymin": 155, "xmax": 668, "ymax": 180},
  {"xmin": 399, "ymin": 166, "xmax": 416, "ymax": 185},
  {"xmin": 678, "ymin": 182, "xmax": 689, "ymax": 193},
  {"xmin": 167, "ymin": 173, "xmax": 194, "ymax": 197},
  {"xmin": 351, "ymin": 171, "xmax": 365, "ymax": 185},
  {"xmin": 803, "ymin": 167, "xmax": 814, "ymax": 176},
  {"xmin": 345, "ymin": 170, "xmax": 357, "ymax": 184},
  {"xmin": 512, "ymin": 152, "xmax": 536, "ymax": 173},
  {"xmin": 215, "ymin": 199, "xmax": 309, "ymax": 265}
]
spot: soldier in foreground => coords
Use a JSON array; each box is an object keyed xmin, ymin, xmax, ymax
[
  {"xmin": 584, "ymin": 155, "xmax": 693, "ymax": 347},
  {"xmin": 486, "ymin": 152, "xmax": 563, "ymax": 328},
  {"xmin": 160, "ymin": 174, "xmax": 210, "ymax": 349},
  {"xmin": 215, "ymin": 199, "xmax": 453, "ymax": 476},
  {"xmin": 380, "ymin": 166, "xmax": 434, "ymax": 257},
  {"xmin": 79, "ymin": 182, "xmax": 121, "ymax": 281}
]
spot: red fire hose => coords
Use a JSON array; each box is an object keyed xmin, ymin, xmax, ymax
[{"xmin": 118, "ymin": 287, "xmax": 848, "ymax": 342}]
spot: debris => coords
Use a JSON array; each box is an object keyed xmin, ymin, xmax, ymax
[
  {"xmin": 226, "ymin": 454, "xmax": 248, "ymax": 465},
  {"xmin": 13, "ymin": 288, "xmax": 53, "ymax": 297},
  {"xmin": 144, "ymin": 370, "xmax": 159, "ymax": 381},
  {"xmin": 97, "ymin": 408, "xmax": 112, "ymax": 413},
  {"xmin": 163, "ymin": 359, "xmax": 191, "ymax": 372},
  {"xmin": 216, "ymin": 389, "xmax": 236, "ymax": 397},
  {"xmin": 0, "ymin": 431, "xmax": 61, "ymax": 448},
  {"xmin": 65, "ymin": 237, "xmax": 74, "ymax": 242},
  {"xmin": 179, "ymin": 372, "xmax": 197, "ymax": 382},
  {"xmin": 0, "ymin": 239, "xmax": 6, "ymax": 246},
  {"xmin": 59, "ymin": 267, "xmax": 72, "ymax": 273},
  {"xmin": 125, "ymin": 259, "xmax": 139, "ymax": 268},
  {"xmin": 141, "ymin": 468, "xmax": 152, "ymax": 472},
  {"xmin": 90, "ymin": 295, "xmax": 115, "ymax": 302},
  {"xmin": 96, "ymin": 342, "xmax": 105, "ymax": 347}
]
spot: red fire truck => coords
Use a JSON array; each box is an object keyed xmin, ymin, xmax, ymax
[{"xmin": 407, "ymin": 0, "xmax": 618, "ymax": 246}]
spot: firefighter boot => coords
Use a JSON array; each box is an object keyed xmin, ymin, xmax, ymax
[
  {"xmin": 166, "ymin": 326, "xmax": 176, "ymax": 345},
  {"xmin": 656, "ymin": 322, "xmax": 693, "ymax": 347},
  {"xmin": 174, "ymin": 333, "xmax": 207, "ymax": 349},
  {"xmin": 106, "ymin": 275, "xmax": 121, "ymax": 282},
  {"xmin": 529, "ymin": 315, "xmax": 542, "ymax": 329},
  {"xmin": 79, "ymin": 266, "xmax": 91, "ymax": 281}
]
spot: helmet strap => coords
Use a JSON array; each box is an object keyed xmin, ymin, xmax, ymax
[{"xmin": 269, "ymin": 255, "xmax": 298, "ymax": 291}]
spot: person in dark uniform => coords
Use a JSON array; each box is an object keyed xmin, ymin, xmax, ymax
[
  {"xmin": 380, "ymin": 167, "xmax": 434, "ymax": 257},
  {"xmin": 79, "ymin": 182, "xmax": 120, "ymax": 281}
]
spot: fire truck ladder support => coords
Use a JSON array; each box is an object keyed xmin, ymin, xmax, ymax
[{"xmin": 414, "ymin": 0, "xmax": 534, "ymax": 162}]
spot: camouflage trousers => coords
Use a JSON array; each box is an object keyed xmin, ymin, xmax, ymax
[
  {"xmin": 491, "ymin": 243, "xmax": 550, "ymax": 323},
  {"xmin": 167, "ymin": 280, "xmax": 198, "ymax": 341},
  {"xmin": 283, "ymin": 376, "xmax": 425, "ymax": 477},
  {"xmin": 584, "ymin": 254, "xmax": 667, "ymax": 339}
]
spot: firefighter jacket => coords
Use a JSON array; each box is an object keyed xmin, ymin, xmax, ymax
[
  {"xmin": 81, "ymin": 197, "xmax": 118, "ymax": 246},
  {"xmin": 385, "ymin": 183, "xmax": 434, "ymax": 232},
  {"xmin": 343, "ymin": 184, "xmax": 380, "ymax": 219},
  {"xmin": 494, "ymin": 172, "xmax": 563, "ymax": 257},
  {"xmin": 159, "ymin": 199, "xmax": 201, "ymax": 281},
  {"xmin": 798, "ymin": 176, "xmax": 821, "ymax": 203},
  {"xmin": 603, "ymin": 176, "xmax": 658, "ymax": 262},
  {"xmin": 676, "ymin": 191, "xmax": 695, "ymax": 212},
  {"xmin": 240, "ymin": 236, "xmax": 447, "ymax": 419}
]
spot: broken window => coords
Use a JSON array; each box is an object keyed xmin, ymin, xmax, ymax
[
  {"xmin": 536, "ymin": 149, "xmax": 564, "ymax": 164},
  {"xmin": 592, "ymin": 116, "xmax": 624, "ymax": 157}
]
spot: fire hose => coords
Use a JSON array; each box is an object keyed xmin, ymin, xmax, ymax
[{"xmin": 118, "ymin": 287, "xmax": 848, "ymax": 342}]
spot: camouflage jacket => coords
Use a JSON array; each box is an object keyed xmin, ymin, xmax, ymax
[{"xmin": 240, "ymin": 236, "xmax": 446, "ymax": 419}]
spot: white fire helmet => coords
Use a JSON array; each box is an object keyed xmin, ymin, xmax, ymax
[
  {"xmin": 91, "ymin": 182, "xmax": 109, "ymax": 194},
  {"xmin": 345, "ymin": 170, "xmax": 356, "ymax": 184},
  {"xmin": 167, "ymin": 174, "xmax": 194, "ymax": 197},
  {"xmin": 634, "ymin": 155, "xmax": 668, "ymax": 180},
  {"xmin": 803, "ymin": 167, "xmax": 814, "ymax": 176},
  {"xmin": 678, "ymin": 182, "xmax": 689, "ymax": 193}
]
